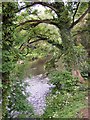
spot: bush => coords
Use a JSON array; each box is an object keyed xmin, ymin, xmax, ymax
[
  {"xmin": 49, "ymin": 71, "xmax": 79, "ymax": 93},
  {"xmin": 7, "ymin": 62, "xmax": 33, "ymax": 118}
]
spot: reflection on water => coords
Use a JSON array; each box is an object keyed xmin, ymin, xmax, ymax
[
  {"xmin": 27, "ymin": 55, "xmax": 65, "ymax": 76},
  {"xmin": 30, "ymin": 66, "xmax": 46, "ymax": 76},
  {"xmin": 29, "ymin": 55, "xmax": 52, "ymax": 76}
]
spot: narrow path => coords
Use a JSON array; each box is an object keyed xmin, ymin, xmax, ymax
[{"xmin": 24, "ymin": 74, "xmax": 55, "ymax": 116}]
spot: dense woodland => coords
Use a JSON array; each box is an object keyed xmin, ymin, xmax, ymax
[{"xmin": 1, "ymin": 1, "xmax": 90, "ymax": 119}]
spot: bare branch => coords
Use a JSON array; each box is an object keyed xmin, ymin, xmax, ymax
[
  {"xmin": 69, "ymin": 7, "xmax": 90, "ymax": 29},
  {"xmin": 73, "ymin": 2, "xmax": 80, "ymax": 23}
]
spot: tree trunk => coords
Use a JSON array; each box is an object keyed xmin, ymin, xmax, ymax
[{"xmin": 60, "ymin": 28, "xmax": 85, "ymax": 83}]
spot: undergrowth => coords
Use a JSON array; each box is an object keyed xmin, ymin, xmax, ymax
[
  {"xmin": 40, "ymin": 71, "xmax": 88, "ymax": 118},
  {"xmin": 8, "ymin": 62, "xmax": 33, "ymax": 118}
]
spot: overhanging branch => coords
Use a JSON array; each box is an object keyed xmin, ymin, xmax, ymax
[
  {"xmin": 17, "ymin": 2, "xmax": 57, "ymax": 13},
  {"xmin": 18, "ymin": 19, "xmax": 57, "ymax": 27},
  {"xmin": 36, "ymin": 35, "xmax": 63, "ymax": 49},
  {"xmin": 72, "ymin": 2, "xmax": 80, "ymax": 23},
  {"xmin": 19, "ymin": 36, "xmax": 63, "ymax": 51}
]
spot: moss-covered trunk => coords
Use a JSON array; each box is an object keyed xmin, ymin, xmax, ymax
[
  {"xmin": 2, "ymin": 2, "xmax": 17, "ymax": 118},
  {"xmin": 60, "ymin": 28, "xmax": 85, "ymax": 83}
]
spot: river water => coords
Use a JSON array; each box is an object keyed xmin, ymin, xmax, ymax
[{"xmin": 24, "ymin": 74, "xmax": 55, "ymax": 116}]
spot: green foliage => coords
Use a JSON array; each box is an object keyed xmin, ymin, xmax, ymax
[
  {"xmin": 8, "ymin": 80, "xmax": 33, "ymax": 118},
  {"xmin": 13, "ymin": 63, "xmax": 31, "ymax": 79},
  {"xmin": 45, "ymin": 51, "xmax": 61, "ymax": 72},
  {"xmin": 2, "ymin": 2, "xmax": 18, "ymax": 72},
  {"xmin": 2, "ymin": 2, "xmax": 18, "ymax": 118},
  {"xmin": 42, "ymin": 90, "xmax": 87, "ymax": 118},
  {"xmin": 7, "ymin": 62, "xmax": 33, "ymax": 118},
  {"xmin": 49, "ymin": 71, "xmax": 79, "ymax": 93},
  {"xmin": 13, "ymin": 60, "xmax": 34, "ymax": 80},
  {"xmin": 63, "ymin": 44, "xmax": 88, "ymax": 71},
  {"xmin": 0, "ymin": 83, "xmax": 2, "ymax": 88},
  {"xmin": 40, "ymin": 70, "xmax": 88, "ymax": 118},
  {"xmin": 41, "ymin": 71, "xmax": 88, "ymax": 118},
  {"xmin": 77, "ymin": 2, "xmax": 88, "ymax": 16}
]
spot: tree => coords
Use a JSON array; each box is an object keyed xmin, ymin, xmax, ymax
[
  {"xmin": 2, "ymin": 2, "xmax": 18, "ymax": 118},
  {"xmin": 16, "ymin": 1, "xmax": 89, "ymax": 71}
]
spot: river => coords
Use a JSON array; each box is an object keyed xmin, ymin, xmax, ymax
[{"xmin": 23, "ymin": 56, "xmax": 56, "ymax": 116}]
